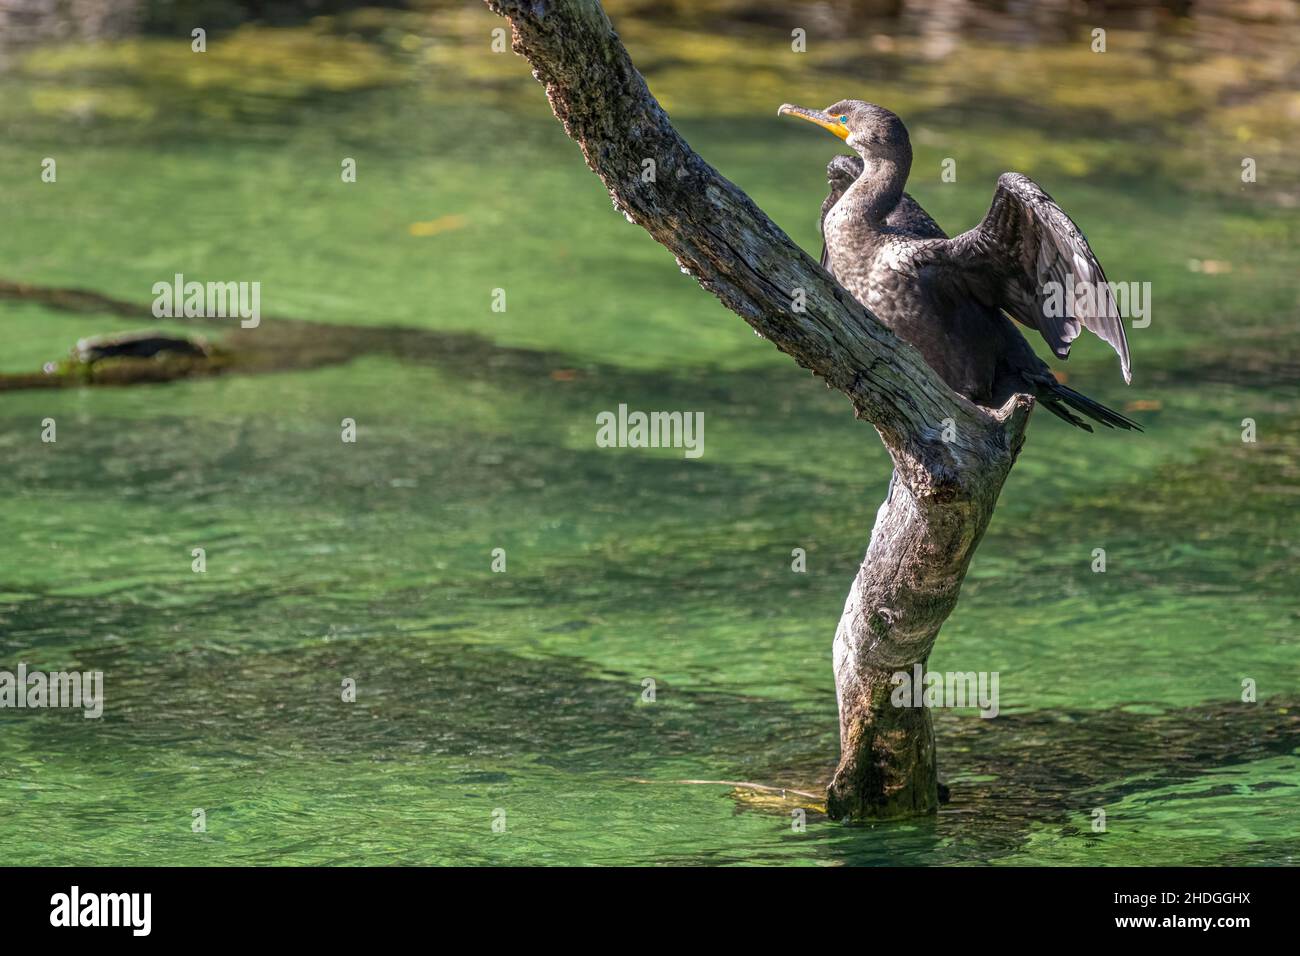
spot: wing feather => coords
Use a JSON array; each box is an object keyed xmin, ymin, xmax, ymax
[{"xmin": 947, "ymin": 173, "xmax": 1131, "ymax": 383}]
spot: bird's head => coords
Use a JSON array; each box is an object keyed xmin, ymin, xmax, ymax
[{"xmin": 778, "ymin": 99, "xmax": 911, "ymax": 170}]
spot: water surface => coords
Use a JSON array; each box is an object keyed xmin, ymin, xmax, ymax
[{"xmin": 0, "ymin": 4, "xmax": 1296, "ymax": 865}]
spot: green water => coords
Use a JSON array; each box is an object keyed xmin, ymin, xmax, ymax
[{"xmin": 0, "ymin": 6, "xmax": 1296, "ymax": 865}]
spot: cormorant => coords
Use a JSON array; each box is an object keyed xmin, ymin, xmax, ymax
[{"xmin": 784, "ymin": 100, "xmax": 1139, "ymax": 431}]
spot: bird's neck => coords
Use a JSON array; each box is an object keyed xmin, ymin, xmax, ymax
[{"xmin": 843, "ymin": 157, "xmax": 909, "ymax": 225}]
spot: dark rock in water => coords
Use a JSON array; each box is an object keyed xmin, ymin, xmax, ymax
[{"xmin": 73, "ymin": 331, "xmax": 210, "ymax": 364}]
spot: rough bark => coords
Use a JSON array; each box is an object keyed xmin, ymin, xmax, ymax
[{"xmin": 484, "ymin": 0, "xmax": 1032, "ymax": 820}]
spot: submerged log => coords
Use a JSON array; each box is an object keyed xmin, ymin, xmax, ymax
[
  {"xmin": 73, "ymin": 331, "xmax": 211, "ymax": 363},
  {"xmin": 0, "ymin": 327, "xmax": 227, "ymax": 391}
]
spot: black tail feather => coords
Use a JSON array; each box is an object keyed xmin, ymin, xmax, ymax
[
  {"xmin": 1038, "ymin": 379, "xmax": 1143, "ymax": 432},
  {"xmin": 1039, "ymin": 397, "xmax": 1093, "ymax": 432}
]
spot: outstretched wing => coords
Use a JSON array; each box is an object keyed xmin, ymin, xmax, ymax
[{"xmin": 945, "ymin": 173, "xmax": 1131, "ymax": 383}]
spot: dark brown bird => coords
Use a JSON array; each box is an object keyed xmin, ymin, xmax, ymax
[{"xmin": 786, "ymin": 100, "xmax": 1139, "ymax": 431}]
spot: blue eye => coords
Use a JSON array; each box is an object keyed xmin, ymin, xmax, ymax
[{"xmin": 839, "ymin": 115, "xmax": 848, "ymax": 124}]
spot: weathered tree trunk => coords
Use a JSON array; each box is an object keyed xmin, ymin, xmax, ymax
[
  {"xmin": 826, "ymin": 462, "xmax": 1014, "ymax": 819},
  {"xmin": 484, "ymin": 0, "xmax": 1032, "ymax": 821}
]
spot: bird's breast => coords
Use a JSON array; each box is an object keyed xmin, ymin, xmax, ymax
[{"xmin": 827, "ymin": 228, "xmax": 920, "ymax": 298}]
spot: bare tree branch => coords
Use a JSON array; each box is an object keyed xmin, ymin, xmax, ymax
[{"xmin": 484, "ymin": 0, "xmax": 1033, "ymax": 820}]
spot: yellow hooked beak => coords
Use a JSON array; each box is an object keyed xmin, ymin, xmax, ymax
[{"xmin": 778, "ymin": 104, "xmax": 850, "ymax": 140}]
